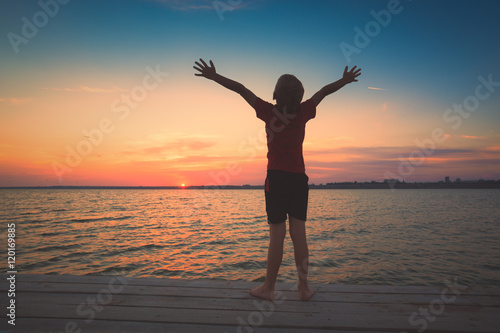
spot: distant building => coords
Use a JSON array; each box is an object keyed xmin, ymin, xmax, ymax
[{"xmin": 445, "ymin": 176, "xmax": 450, "ymax": 183}]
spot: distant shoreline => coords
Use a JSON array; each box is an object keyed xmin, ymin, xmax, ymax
[{"xmin": 1, "ymin": 179, "xmax": 499, "ymax": 190}]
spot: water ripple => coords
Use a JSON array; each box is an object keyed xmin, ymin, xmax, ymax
[{"xmin": 2, "ymin": 188, "xmax": 499, "ymax": 286}]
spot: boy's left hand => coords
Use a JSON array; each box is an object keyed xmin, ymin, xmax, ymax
[{"xmin": 194, "ymin": 59, "xmax": 217, "ymax": 80}]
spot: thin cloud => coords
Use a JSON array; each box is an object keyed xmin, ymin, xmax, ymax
[
  {"xmin": 145, "ymin": 0, "xmax": 258, "ymax": 11},
  {"xmin": 484, "ymin": 145, "xmax": 500, "ymax": 152},
  {"xmin": 145, "ymin": 0, "xmax": 221, "ymax": 10},
  {"xmin": 306, "ymin": 146, "xmax": 500, "ymax": 162},
  {"xmin": 123, "ymin": 138, "xmax": 217, "ymax": 157},
  {"xmin": 0, "ymin": 98, "xmax": 31, "ymax": 105},
  {"xmin": 459, "ymin": 135, "xmax": 486, "ymax": 140},
  {"xmin": 368, "ymin": 87, "xmax": 386, "ymax": 91},
  {"xmin": 141, "ymin": 140, "xmax": 216, "ymax": 155},
  {"xmin": 125, "ymin": 154, "xmax": 242, "ymax": 174},
  {"xmin": 43, "ymin": 86, "xmax": 127, "ymax": 93},
  {"xmin": 306, "ymin": 145, "xmax": 500, "ymax": 181}
]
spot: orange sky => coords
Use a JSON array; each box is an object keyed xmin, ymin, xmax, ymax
[{"xmin": 1, "ymin": 76, "xmax": 499, "ymax": 186}]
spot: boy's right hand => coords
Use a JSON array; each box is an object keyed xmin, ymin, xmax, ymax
[
  {"xmin": 194, "ymin": 59, "xmax": 217, "ymax": 80},
  {"xmin": 342, "ymin": 66, "xmax": 362, "ymax": 83}
]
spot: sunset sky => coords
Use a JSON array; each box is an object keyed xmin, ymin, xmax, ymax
[{"xmin": 1, "ymin": 0, "xmax": 499, "ymax": 186}]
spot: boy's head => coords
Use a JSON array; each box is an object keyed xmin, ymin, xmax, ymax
[{"xmin": 273, "ymin": 74, "xmax": 304, "ymax": 113}]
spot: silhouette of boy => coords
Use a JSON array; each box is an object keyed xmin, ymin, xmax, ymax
[{"xmin": 194, "ymin": 59, "xmax": 361, "ymax": 301}]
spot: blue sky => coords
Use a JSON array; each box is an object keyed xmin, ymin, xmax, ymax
[
  {"xmin": 1, "ymin": 0, "xmax": 499, "ymax": 186},
  {"xmin": 2, "ymin": 0, "xmax": 499, "ymax": 96}
]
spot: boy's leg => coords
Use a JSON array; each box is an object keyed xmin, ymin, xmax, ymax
[
  {"xmin": 249, "ymin": 221, "xmax": 286, "ymax": 301},
  {"xmin": 289, "ymin": 216, "xmax": 315, "ymax": 301}
]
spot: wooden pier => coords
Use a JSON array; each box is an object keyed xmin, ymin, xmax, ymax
[{"xmin": 2, "ymin": 274, "xmax": 499, "ymax": 332}]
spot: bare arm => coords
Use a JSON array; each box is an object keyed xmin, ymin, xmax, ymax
[
  {"xmin": 311, "ymin": 66, "xmax": 361, "ymax": 106},
  {"xmin": 194, "ymin": 59, "xmax": 257, "ymax": 108}
]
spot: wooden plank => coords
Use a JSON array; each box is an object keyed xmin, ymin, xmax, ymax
[
  {"xmin": 17, "ymin": 303, "xmax": 499, "ymax": 332},
  {"xmin": 14, "ymin": 281, "xmax": 500, "ymax": 307},
  {"xmin": 14, "ymin": 273, "xmax": 253, "ymax": 290},
  {"xmin": 11, "ymin": 273, "xmax": 500, "ymax": 295},
  {"xmin": 14, "ymin": 318, "xmax": 397, "ymax": 333},
  {"xmin": 16, "ymin": 281, "xmax": 249, "ymax": 299},
  {"xmin": 16, "ymin": 290, "xmax": 500, "ymax": 317}
]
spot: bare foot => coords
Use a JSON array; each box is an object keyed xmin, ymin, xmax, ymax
[
  {"xmin": 298, "ymin": 283, "xmax": 315, "ymax": 301},
  {"xmin": 249, "ymin": 284, "xmax": 274, "ymax": 301}
]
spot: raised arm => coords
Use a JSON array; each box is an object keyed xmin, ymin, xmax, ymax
[
  {"xmin": 311, "ymin": 66, "xmax": 361, "ymax": 107},
  {"xmin": 194, "ymin": 58, "xmax": 257, "ymax": 108}
]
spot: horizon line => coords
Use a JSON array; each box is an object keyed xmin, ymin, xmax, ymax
[{"xmin": 1, "ymin": 178, "xmax": 499, "ymax": 189}]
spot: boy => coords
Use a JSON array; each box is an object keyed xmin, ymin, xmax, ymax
[{"xmin": 193, "ymin": 59, "xmax": 361, "ymax": 301}]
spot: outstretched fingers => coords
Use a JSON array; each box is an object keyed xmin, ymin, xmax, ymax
[
  {"xmin": 345, "ymin": 65, "xmax": 361, "ymax": 82},
  {"xmin": 194, "ymin": 58, "xmax": 216, "ymax": 75},
  {"xmin": 199, "ymin": 58, "xmax": 208, "ymax": 67},
  {"xmin": 193, "ymin": 64, "xmax": 204, "ymax": 76},
  {"xmin": 193, "ymin": 58, "xmax": 217, "ymax": 79},
  {"xmin": 194, "ymin": 58, "xmax": 209, "ymax": 69},
  {"xmin": 353, "ymin": 68, "xmax": 362, "ymax": 80},
  {"xmin": 194, "ymin": 59, "xmax": 208, "ymax": 77}
]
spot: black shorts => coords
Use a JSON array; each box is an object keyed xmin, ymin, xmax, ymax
[{"xmin": 264, "ymin": 169, "xmax": 309, "ymax": 224}]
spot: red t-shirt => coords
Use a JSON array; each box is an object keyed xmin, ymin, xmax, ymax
[{"xmin": 254, "ymin": 98, "xmax": 316, "ymax": 173}]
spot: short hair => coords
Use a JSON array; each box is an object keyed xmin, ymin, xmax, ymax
[{"xmin": 273, "ymin": 74, "xmax": 304, "ymax": 102}]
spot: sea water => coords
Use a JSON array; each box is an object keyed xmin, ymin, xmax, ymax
[{"xmin": 1, "ymin": 188, "xmax": 499, "ymax": 286}]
